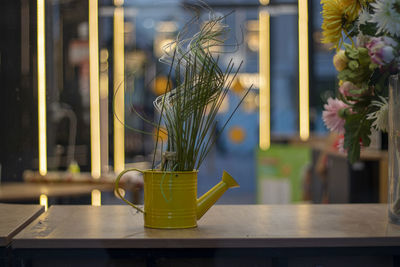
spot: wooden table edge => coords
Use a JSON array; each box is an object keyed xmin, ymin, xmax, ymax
[
  {"xmin": 1, "ymin": 206, "xmax": 44, "ymax": 247},
  {"xmin": 11, "ymin": 236, "xmax": 400, "ymax": 249}
]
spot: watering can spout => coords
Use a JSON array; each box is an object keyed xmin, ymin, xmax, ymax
[{"xmin": 197, "ymin": 170, "xmax": 239, "ymax": 220}]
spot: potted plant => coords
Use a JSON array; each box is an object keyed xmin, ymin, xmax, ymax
[{"xmin": 115, "ymin": 8, "xmax": 251, "ymax": 229}]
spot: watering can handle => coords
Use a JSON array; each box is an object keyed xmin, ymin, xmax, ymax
[{"xmin": 115, "ymin": 168, "xmax": 145, "ymax": 213}]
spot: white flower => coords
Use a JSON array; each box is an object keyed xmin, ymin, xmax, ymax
[
  {"xmin": 371, "ymin": 0, "xmax": 400, "ymax": 37},
  {"xmin": 358, "ymin": 8, "xmax": 371, "ymax": 25},
  {"xmin": 367, "ymin": 96, "xmax": 389, "ymax": 132}
]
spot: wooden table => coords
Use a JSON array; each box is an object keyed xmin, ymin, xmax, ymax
[
  {"xmin": 0, "ymin": 182, "xmax": 115, "ymax": 202},
  {"xmin": 12, "ymin": 204, "xmax": 400, "ymax": 267},
  {"xmin": 0, "ymin": 204, "xmax": 43, "ymax": 266}
]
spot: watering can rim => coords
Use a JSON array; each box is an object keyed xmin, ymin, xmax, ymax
[{"xmin": 140, "ymin": 169, "xmax": 199, "ymax": 174}]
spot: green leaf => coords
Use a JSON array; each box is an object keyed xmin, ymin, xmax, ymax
[{"xmin": 343, "ymin": 112, "xmax": 372, "ymax": 163}]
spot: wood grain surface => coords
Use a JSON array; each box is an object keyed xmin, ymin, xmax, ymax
[
  {"xmin": 12, "ymin": 204, "xmax": 400, "ymax": 249},
  {"xmin": 0, "ymin": 204, "xmax": 43, "ymax": 246}
]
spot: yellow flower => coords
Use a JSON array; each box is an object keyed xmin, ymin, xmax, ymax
[
  {"xmin": 321, "ymin": 0, "xmax": 374, "ymax": 49},
  {"xmin": 341, "ymin": 0, "xmax": 359, "ymax": 20},
  {"xmin": 341, "ymin": 0, "xmax": 374, "ymax": 20},
  {"xmin": 333, "ymin": 50, "xmax": 349, "ymax": 71},
  {"xmin": 321, "ymin": 0, "xmax": 347, "ymax": 49}
]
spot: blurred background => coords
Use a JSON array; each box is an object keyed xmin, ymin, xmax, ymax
[{"xmin": 0, "ymin": 0, "xmax": 386, "ymax": 208}]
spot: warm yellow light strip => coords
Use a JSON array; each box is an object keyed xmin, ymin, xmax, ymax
[
  {"xmin": 89, "ymin": 0, "xmax": 101, "ymax": 178},
  {"xmin": 259, "ymin": 11, "xmax": 270, "ymax": 150},
  {"xmin": 37, "ymin": 0, "xmax": 47, "ymax": 176},
  {"xmin": 91, "ymin": 189, "xmax": 101, "ymax": 206},
  {"xmin": 113, "ymin": 6, "xmax": 125, "ymax": 173},
  {"xmin": 39, "ymin": 194, "xmax": 48, "ymax": 211},
  {"xmin": 100, "ymin": 49, "xmax": 109, "ymax": 173},
  {"xmin": 298, "ymin": 0, "xmax": 310, "ymax": 141}
]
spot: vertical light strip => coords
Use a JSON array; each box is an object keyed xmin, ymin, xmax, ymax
[
  {"xmin": 91, "ymin": 189, "xmax": 101, "ymax": 206},
  {"xmin": 39, "ymin": 194, "xmax": 48, "ymax": 211},
  {"xmin": 37, "ymin": 0, "xmax": 47, "ymax": 176},
  {"xmin": 89, "ymin": 0, "xmax": 101, "ymax": 178},
  {"xmin": 298, "ymin": 0, "xmax": 310, "ymax": 141},
  {"xmin": 113, "ymin": 4, "xmax": 125, "ymax": 173},
  {"xmin": 100, "ymin": 49, "xmax": 109, "ymax": 173},
  {"xmin": 259, "ymin": 11, "xmax": 270, "ymax": 150}
]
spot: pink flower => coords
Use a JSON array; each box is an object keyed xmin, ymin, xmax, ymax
[
  {"xmin": 339, "ymin": 81, "xmax": 361, "ymax": 98},
  {"xmin": 323, "ymin": 98, "xmax": 349, "ymax": 134},
  {"xmin": 366, "ymin": 37, "xmax": 398, "ymax": 66}
]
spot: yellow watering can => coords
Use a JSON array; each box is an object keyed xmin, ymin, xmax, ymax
[{"xmin": 115, "ymin": 169, "xmax": 239, "ymax": 229}]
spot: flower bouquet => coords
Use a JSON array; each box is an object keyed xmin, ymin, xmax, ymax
[{"xmin": 321, "ymin": 0, "xmax": 400, "ymax": 163}]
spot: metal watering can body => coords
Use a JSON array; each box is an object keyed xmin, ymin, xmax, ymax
[{"xmin": 115, "ymin": 169, "xmax": 239, "ymax": 229}]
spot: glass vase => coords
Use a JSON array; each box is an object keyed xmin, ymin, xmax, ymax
[{"xmin": 388, "ymin": 74, "xmax": 400, "ymax": 224}]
